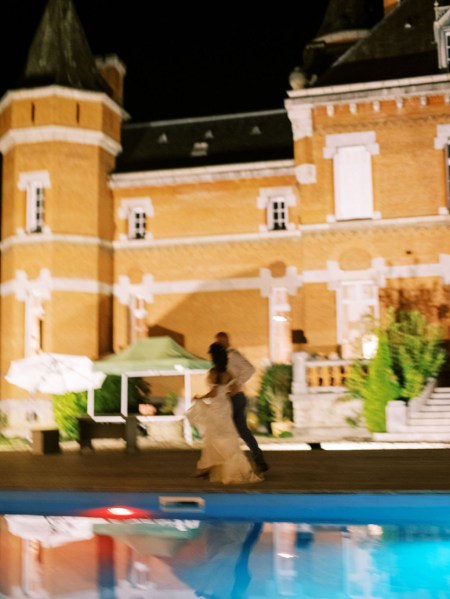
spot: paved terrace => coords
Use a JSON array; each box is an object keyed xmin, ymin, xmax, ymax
[{"xmin": 1, "ymin": 439, "xmax": 450, "ymax": 494}]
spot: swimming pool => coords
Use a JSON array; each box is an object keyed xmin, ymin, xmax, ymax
[
  {"xmin": 0, "ymin": 492, "xmax": 450, "ymax": 599},
  {"xmin": 1, "ymin": 493, "xmax": 450, "ymax": 597},
  {"xmin": 2, "ymin": 490, "xmax": 450, "ymax": 524}
]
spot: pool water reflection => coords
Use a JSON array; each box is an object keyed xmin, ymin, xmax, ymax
[{"xmin": 1, "ymin": 514, "xmax": 450, "ymax": 598}]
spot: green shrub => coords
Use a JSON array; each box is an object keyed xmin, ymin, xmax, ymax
[
  {"xmin": 53, "ymin": 391, "xmax": 87, "ymax": 440},
  {"xmin": 53, "ymin": 375, "xmax": 147, "ymax": 439},
  {"xmin": 385, "ymin": 308, "xmax": 445, "ymax": 400},
  {"xmin": 93, "ymin": 375, "xmax": 143, "ymax": 414},
  {"xmin": 361, "ymin": 332, "xmax": 401, "ymax": 432},
  {"xmin": 159, "ymin": 391, "xmax": 179, "ymax": 415},
  {"xmin": 256, "ymin": 364, "xmax": 293, "ymax": 433},
  {"xmin": 345, "ymin": 309, "xmax": 446, "ymax": 432}
]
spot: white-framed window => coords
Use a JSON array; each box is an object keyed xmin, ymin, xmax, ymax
[
  {"xmin": 128, "ymin": 207, "xmax": 147, "ymax": 240},
  {"xmin": 18, "ymin": 171, "xmax": 51, "ymax": 235},
  {"xmin": 446, "ymin": 140, "xmax": 450, "ymax": 210},
  {"xmin": 324, "ymin": 132, "xmax": 379, "ymax": 222},
  {"xmin": 333, "ymin": 145, "xmax": 374, "ymax": 220},
  {"xmin": 118, "ymin": 197, "xmax": 154, "ymax": 241},
  {"xmin": 269, "ymin": 287, "xmax": 291, "ymax": 363},
  {"xmin": 27, "ymin": 182, "xmax": 45, "ymax": 233},
  {"xmin": 25, "ymin": 291, "xmax": 45, "ymax": 357},
  {"xmin": 257, "ymin": 187, "xmax": 297, "ymax": 233},
  {"xmin": 128, "ymin": 294, "xmax": 147, "ymax": 344},
  {"xmin": 336, "ymin": 280, "xmax": 379, "ymax": 359},
  {"xmin": 268, "ymin": 196, "xmax": 288, "ymax": 230},
  {"xmin": 434, "ymin": 127, "xmax": 450, "ymax": 213}
]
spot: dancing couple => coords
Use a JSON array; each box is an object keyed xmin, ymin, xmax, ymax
[{"xmin": 187, "ymin": 332, "xmax": 269, "ymax": 485}]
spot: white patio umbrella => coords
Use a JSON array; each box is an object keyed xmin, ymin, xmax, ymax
[
  {"xmin": 5, "ymin": 353, "xmax": 106, "ymax": 395},
  {"xmin": 5, "ymin": 515, "xmax": 106, "ymax": 547}
]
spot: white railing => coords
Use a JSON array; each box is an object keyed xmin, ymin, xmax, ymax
[{"xmin": 292, "ymin": 351, "xmax": 354, "ymax": 395}]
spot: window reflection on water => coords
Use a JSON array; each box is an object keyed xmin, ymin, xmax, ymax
[{"xmin": 1, "ymin": 515, "xmax": 450, "ymax": 598}]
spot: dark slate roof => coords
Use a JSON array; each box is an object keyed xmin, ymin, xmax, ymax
[
  {"xmin": 15, "ymin": 0, "xmax": 111, "ymax": 95},
  {"xmin": 316, "ymin": 0, "xmax": 383, "ymax": 39},
  {"xmin": 115, "ymin": 110, "xmax": 293, "ymax": 173},
  {"xmin": 302, "ymin": 0, "xmax": 384, "ymax": 81},
  {"xmin": 314, "ymin": 0, "xmax": 439, "ymax": 87}
]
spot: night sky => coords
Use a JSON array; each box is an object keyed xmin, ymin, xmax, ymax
[{"xmin": 1, "ymin": 1, "xmax": 331, "ymax": 123}]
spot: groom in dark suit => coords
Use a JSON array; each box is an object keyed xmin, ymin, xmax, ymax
[{"xmin": 215, "ymin": 332, "xmax": 269, "ymax": 474}]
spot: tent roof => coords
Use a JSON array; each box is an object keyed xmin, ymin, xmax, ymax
[{"xmin": 94, "ymin": 336, "xmax": 211, "ymax": 376}]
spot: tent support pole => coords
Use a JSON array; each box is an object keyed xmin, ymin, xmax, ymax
[
  {"xmin": 121, "ymin": 374, "xmax": 128, "ymax": 416},
  {"xmin": 184, "ymin": 371, "xmax": 192, "ymax": 445},
  {"xmin": 87, "ymin": 388, "xmax": 94, "ymax": 418}
]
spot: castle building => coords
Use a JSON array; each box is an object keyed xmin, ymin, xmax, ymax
[{"xmin": 1, "ymin": 0, "xmax": 450, "ymax": 430}]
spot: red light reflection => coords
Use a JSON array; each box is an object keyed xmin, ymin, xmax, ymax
[{"xmin": 79, "ymin": 505, "xmax": 152, "ymax": 519}]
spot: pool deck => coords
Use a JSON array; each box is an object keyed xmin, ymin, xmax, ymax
[{"xmin": 2, "ymin": 440, "xmax": 450, "ymax": 494}]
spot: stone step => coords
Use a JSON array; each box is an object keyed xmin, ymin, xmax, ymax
[
  {"xmin": 435, "ymin": 387, "xmax": 450, "ymax": 393},
  {"xmin": 406, "ymin": 422, "xmax": 450, "ymax": 431},
  {"xmin": 409, "ymin": 412, "xmax": 450, "ymax": 420},
  {"xmin": 426, "ymin": 398, "xmax": 450, "ymax": 405},
  {"xmin": 374, "ymin": 432, "xmax": 450, "ymax": 442},
  {"xmin": 421, "ymin": 404, "xmax": 450, "ymax": 412},
  {"xmin": 430, "ymin": 393, "xmax": 450, "ymax": 400}
]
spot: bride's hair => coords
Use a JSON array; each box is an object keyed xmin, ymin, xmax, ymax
[{"xmin": 208, "ymin": 342, "xmax": 228, "ymax": 382}]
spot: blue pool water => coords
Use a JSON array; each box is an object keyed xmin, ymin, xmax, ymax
[{"xmin": 1, "ymin": 493, "xmax": 450, "ymax": 597}]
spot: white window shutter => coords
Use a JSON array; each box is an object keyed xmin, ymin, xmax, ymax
[{"xmin": 334, "ymin": 146, "xmax": 373, "ymax": 220}]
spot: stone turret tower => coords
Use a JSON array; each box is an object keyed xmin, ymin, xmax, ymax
[{"xmin": 0, "ymin": 0, "xmax": 124, "ymax": 430}]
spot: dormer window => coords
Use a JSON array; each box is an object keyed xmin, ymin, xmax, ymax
[
  {"xmin": 446, "ymin": 140, "xmax": 450, "ymax": 207},
  {"xmin": 445, "ymin": 30, "xmax": 450, "ymax": 66},
  {"xmin": 257, "ymin": 187, "xmax": 297, "ymax": 233},
  {"xmin": 18, "ymin": 171, "xmax": 51, "ymax": 235},
  {"xmin": 433, "ymin": 7, "xmax": 450, "ymax": 69},
  {"xmin": 191, "ymin": 142, "xmax": 208, "ymax": 157},
  {"xmin": 118, "ymin": 197, "xmax": 154, "ymax": 242}
]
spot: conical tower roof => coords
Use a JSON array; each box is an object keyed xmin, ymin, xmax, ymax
[{"xmin": 16, "ymin": 0, "xmax": 110, "ymax": 94}]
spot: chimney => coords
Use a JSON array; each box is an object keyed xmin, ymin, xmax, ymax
[
  {"xmin": 384, "ymin": 0, "xmax": 400, "ymax": 16},
  {"xmin": 95, "ymin": 54, "xmax": 126, "ymax": 107}
]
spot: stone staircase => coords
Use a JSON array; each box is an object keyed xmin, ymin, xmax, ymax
[{"xmin": 375, "ymin": 387, "xmax": 450, "ymax": 442}]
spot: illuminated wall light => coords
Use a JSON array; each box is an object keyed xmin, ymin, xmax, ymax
[{"xmin": 273, "ymin": 315, "xmax": 288, "ymax": 322}]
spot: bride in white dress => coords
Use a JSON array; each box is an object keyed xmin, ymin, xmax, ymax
[{"xmin": 187, "ymin": 342, "xmax": 263, "ymax": 485}]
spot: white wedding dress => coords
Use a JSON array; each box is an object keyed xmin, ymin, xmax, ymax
[{"xmin": 187, "ymin": 381, "xmax": 262, "ymax": 485}]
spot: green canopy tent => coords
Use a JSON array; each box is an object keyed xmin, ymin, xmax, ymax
[{"xmin": 91, "ymin": 337, "xmax": 211, "ymax": 443}]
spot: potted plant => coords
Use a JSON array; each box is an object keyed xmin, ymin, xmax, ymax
[{"xmin": 266, "ymin": 389, "xmax": 293, "ymax": 437}]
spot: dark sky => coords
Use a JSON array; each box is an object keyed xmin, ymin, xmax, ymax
[{"xmin": 1, "ymin": 1, "xmax": 331, "ymax": 123}]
